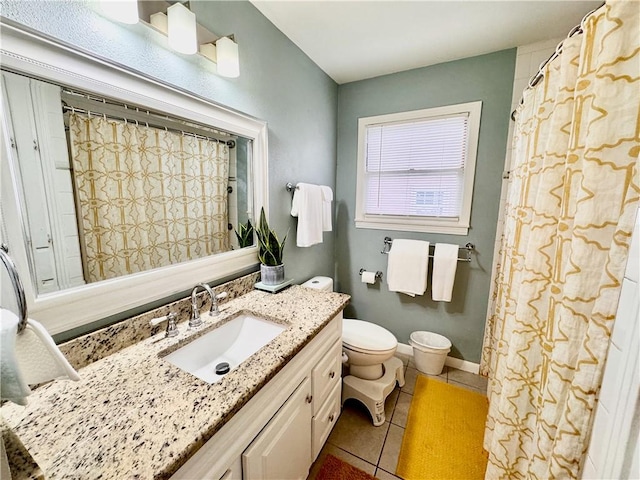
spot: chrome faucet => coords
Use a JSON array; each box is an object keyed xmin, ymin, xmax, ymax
[{"xmin": 190, "ymin": 283, "xmax": 214, "ymax": 328}]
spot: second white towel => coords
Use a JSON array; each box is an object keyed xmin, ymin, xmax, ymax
[
  {"xmin": 431, "ymin": 243, "xmax": 459, "ymax": 302},
  {"xmin": 321, "ymin": 186, "xmax": 333, "ymax": 232}
]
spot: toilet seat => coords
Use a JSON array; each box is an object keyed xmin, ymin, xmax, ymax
[{"xmin": 342, "ymin": 319, "xmax": 397, "ymax": 353}]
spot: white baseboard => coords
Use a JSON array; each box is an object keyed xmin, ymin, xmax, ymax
[{"xmin": 397, "ymin": 342, "xmax": 480, "ymax": 375}]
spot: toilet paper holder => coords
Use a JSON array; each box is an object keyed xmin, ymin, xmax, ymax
[{"xmin": 359, "ymin": 269, "xmax": 383, "ymax": 281}]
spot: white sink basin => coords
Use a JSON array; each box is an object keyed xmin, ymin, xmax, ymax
[{"xmin": 163, "ymin": 313, "xmax": 287, "ymax": 384}]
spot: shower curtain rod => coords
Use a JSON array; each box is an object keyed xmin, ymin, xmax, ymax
[
  {"xmin": 62, "ymin": 104, "xmax": 236, "ymax": 147},
  {"xmin": 61, "ymin": 88, "xmax": 236, "ymax": 146},
  {"xmin": 510, "ymin": 2, "xmax": 605, "ymax": 121}
]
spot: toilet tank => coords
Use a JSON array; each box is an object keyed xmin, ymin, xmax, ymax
[{"xmin": 301, "ymin": 276, "xmax": 333, "ymax": 292}]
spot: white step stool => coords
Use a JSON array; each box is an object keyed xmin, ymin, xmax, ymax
[{"xmin": 341, "ymin": 356, "xmax": 405, "ymax": 426}]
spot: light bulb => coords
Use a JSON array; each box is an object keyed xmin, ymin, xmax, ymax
[
  {"xmin": 216, "ymin": 36, "xmax": 240, "ymax": 78},
  {"xmin": 100, "ymin": 0, "xmax": 139, "ymax": 25},
  {"xmin": 167, "ymin": 3, "xmax": 197, "ymax": 55}
]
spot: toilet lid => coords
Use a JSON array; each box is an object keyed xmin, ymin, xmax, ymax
[{"xmin": 342, "ymin": 319, "xmax": 397, "ymax": 352}]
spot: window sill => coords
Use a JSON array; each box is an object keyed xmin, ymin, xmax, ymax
[{"xmin": 355, "ymin": 219, "xmax": 469, "ymax": 236}]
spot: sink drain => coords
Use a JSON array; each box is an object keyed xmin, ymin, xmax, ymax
[{"xmin": 215, "ymin": 362, "xmax": 230, "ymax": 375}]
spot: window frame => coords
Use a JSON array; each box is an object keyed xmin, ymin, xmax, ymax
[{"xmin": 355, "ymin": 101, "xmax": 482, "ymax": 235}]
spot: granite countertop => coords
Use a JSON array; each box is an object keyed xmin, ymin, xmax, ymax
[{"xmin": 2, "ymin": 286, "xmax": 349, "ymax": 479}]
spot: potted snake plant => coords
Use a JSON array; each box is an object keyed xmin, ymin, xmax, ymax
[{"xmin": 256, "ymin": 207, "xmax": 287, "ymax": 285}]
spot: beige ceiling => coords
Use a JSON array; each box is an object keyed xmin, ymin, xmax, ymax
[{"xmin": 250, "ymin": 1, "xmax": 602, "ymax": 84}]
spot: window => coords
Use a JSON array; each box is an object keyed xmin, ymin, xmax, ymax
[{"xmin": 355, "ymin": 101, "xmax": 482, "ymax": 235}]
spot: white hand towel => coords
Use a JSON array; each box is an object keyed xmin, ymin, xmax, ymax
[
  {"xmin": 431, "ymin": 243, "xmax": 459, "ymax": 302},
  {"xmin": 0, "ymin": 310, "xmax": 31, "ymax": 406},
  {"xmin": 291, "ymin": 183, "xmax": 324, "ymax": 247},
  {"xmin": 320, "ymin": 186, "xmax": 333, "ymax": 232},
  {"xmin": 386, "ymin": 239, "xmax": 430, "ymax": 296},
  {"xmin": 0, "ymin": 309, "xmax": 80, "ymax": 406}
]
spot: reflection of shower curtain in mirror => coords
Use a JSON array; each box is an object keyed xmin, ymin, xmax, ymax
[{"xmin": 69, "ymin": 113, "xmax": 230, "ymax": 282}]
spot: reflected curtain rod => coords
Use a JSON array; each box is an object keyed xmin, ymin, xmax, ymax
[
  {"xmin": 510, "ymin": 2, "xmax": 605, "ymax": 121},
  {"xmin": 62, "ymin": 104, "xmax": 235, "ymax": 147},
  {"xmin": 61, "ymin": 88, "xmax": 236, "ymax": 147}
]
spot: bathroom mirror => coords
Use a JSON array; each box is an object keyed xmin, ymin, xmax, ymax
[{"xmin": 0, "ymin": 24, "xmax": 268, "ymax": 334}]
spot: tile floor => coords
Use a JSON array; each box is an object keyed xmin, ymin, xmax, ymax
[{"xmin": 307, "ymin": 355, "xmax": 488, "ymax": 480}]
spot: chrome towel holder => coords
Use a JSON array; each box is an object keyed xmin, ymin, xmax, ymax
[
  {"xmin": 380, "ymin": 237, "xmax": 475, "ymax": 262},
  {"xmin": 0, "ymin": 244, "xmax": 28, "ymax": 334}
]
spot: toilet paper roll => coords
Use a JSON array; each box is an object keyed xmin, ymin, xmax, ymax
[{"xmin": 361, "ymin": 271, "xmax": 377, "ymax": 284}]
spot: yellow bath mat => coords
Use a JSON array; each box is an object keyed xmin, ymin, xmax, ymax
[{"xmin": 396, "ymin": 376, "xmax": 489, "ymax": 480}]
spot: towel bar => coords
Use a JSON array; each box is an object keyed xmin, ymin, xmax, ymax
[
  {"xmin": 380, "ymin": 237, "xmax": 475, "ymax": 262},
  {"xmin": 0, "ymin": 244, "xmax": 28, "ymax": 334},
  {"xmin": 285, "ymin": 182, "xmax": 299, "ymax": 192}
]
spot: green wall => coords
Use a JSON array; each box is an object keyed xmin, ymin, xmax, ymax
[{"xmin": 335, "ymin": 50, "xmax": 516, "ymax": 363}]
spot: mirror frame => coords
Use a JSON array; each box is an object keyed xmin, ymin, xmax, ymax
[{"xmin": 0, "ymin": 23, "xmax": 268, "ymax": 335}]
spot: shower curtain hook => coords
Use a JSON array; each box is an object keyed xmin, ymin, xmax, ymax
[{"xmin": 578, "ymin": 3, "xmax": 603, "ymax": 32}]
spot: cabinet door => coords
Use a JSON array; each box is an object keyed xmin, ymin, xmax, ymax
[{"xmin": 243, "ymin": 377, "xmax": 312, "ymax": 480}]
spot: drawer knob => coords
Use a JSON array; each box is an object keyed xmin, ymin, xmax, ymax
[
  {"xmin": 306, "ymin": 394, "xmax": 313, "ymax": 404},
  {"xmin": 329, "ymin": 371, "xmax": 336, "ymax": 379},
  {"xmin": 328, "ymin": 413, "xmax": 335, "ymax": 422}
]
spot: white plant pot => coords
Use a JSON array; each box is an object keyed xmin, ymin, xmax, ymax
[{"xmin": 260, "ymin": 264, "xmax": 285, "ymax": 285}]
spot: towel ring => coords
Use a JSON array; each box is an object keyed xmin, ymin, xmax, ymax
[{"xmin": 0, "ymin": 244, "xmax": 28, "ymax": 334}]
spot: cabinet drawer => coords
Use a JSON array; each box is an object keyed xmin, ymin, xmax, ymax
[
  {"xmin": 311, "ymin": 381, "xmax": 341, "ymax": 461},
  {"xmin": 312, "ymin": 339, "xmax": 342, "ymax": 415}
]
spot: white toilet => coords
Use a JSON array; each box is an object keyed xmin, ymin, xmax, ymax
[
  {"xmin": 342, "ymin": 319, "xmax": 397, "ymax": 380},
  {"xmin": 302, "ymin": 276, "xmax": 405, "ymax": 426}
]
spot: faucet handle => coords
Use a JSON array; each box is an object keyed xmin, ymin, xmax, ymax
[
  {"xmin": 150, "ymin": 312, "xmax": 179, "ymax": 338},
  {"xmin": 210, "ymin": 291, "xmax": 228, "ymax": 315}
]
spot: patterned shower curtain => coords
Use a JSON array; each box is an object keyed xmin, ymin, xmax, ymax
[
  {"xmin": 69, "ymin": 113, "xmax": 230, "ymax": 282},
  {"xmin": 481, "ymin": 1, "xmax": 639, "ymax": 478}
]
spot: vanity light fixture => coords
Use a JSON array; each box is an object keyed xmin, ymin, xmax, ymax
[
  {"xmin": 167, "ymin": 2, "xmax": 198, "ymax": 55},
  {"xmin": 102, "ymin": 0, "xmax": 240, "ymax": 78},
  {"xmin": 99, "ymin": 0, "xmax": 139, "ymax": 25},
  {"xmin": 215, "ymin": 36, "xmax": 240, "ymax": 78}
]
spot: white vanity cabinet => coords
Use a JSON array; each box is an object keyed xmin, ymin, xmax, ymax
[{"xmin": 171, "ymin": 312, "xmax": 343, "ymax": 480}]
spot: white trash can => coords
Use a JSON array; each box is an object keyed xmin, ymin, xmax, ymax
[{"xmin": 409, "ymin": 331, "xmax": 452, "ymax": 375}]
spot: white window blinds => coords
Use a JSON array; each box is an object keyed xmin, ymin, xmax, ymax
[{"xmin": 364, "ymin": 113, "xmax": 469, "ymax": 219}]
